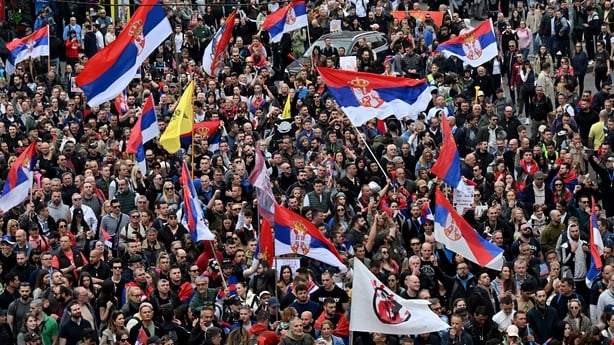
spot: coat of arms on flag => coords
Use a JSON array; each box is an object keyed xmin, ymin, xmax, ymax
[
  {"xmin": 129, "ymin": 19, "xmax": 146, "ymax": 55},
  {"xmin": 462, "ymin": 33, "xmax": 483, "ymax": 60},
  {"xmin": 290, "ymin": 221, "xmax": 311, "ymax": 255},
  {"xmin": 350, "ymin": 77, "xmax": 384, "ymax": 108}
]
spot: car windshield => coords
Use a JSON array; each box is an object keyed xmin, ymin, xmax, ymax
[{"xmin": 303, "ymin": 37, "xmax": 354, "ymax": 58}]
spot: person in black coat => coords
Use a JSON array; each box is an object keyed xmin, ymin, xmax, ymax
[
  {"xmin": 519, "ymin": 174, "xmax": 556, "ymax": 212},
  {"xmin": 82, "ymin": 23, "xmax": 98, "ymax": 58}
]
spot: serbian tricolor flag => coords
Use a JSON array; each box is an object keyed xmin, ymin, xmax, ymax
[
  {"xmin": 135, "ymin": 328, "xmax": 148, "ymax": 345},
  {"xmin": 274, "ymin": 204, "xmax": 347, "ymax": 272},
  {"xmin": 263, "ymin": 0, "xmax": 308, "ymax": 43},
  {"xmin": 126, "ymin": 95, "xmax": 160, "ymax": 174},
  {"xmin": 586, "ymin": 197, "xmax": 604, "ymax": 288},
  {"xmin": 434, "ymin": 189, "xmax": 504, "ymax": 270},
  {"xmin": 180, "ymin": 161, "xmax": 215, "ymax": 242},
  {"xmin": 101, "ymin": 225, "xmax": 113, "ymax": 247},
  {"xmin": 114, "ymin": 89, "xmax": 128, "ymax": 115},
  {"xmin": 202, "ymin": 12, "xmax": 236, "ymax": 77},
  {"xmin": 6, "ymin": 26, "xmax": 49, "ymax": 75},
  {"xmin": 0, "ymin": 143, "xmax": 37, "ymax": 213},
  {"xmin": 420, "ymin": 202, "xmax": 433, "ymax": 224},
  {"xmin": 436, "ymin": 19, "xmax": 498, "ymax": 67},
  {"xmin": 430, "ymin": 113, "xmax": 461, "ymax": 188},
  {"xmin": 75, "ymin": 0, "xmax": 172, "ymax": 106},
  {"xmin": 351, "ymin": 260, "xmax": 450, "ymax": 333},
  {"xmin": 181, "ymin": 119, "xmax": 221, "ymax": 145},
  {"xmin": 317, "ymin": 67, "xmax": 431, "ymax": 125}
]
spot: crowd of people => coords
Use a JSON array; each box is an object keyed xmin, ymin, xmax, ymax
[{"xmin": 1, "ymin": 0, "xmax": 614, "ymax": 345}]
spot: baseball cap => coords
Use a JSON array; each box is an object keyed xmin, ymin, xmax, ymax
[
  {"xmin": 222, "ymin": 258, "xmax": 233, "ymax": 267},
  {"xmin": 228, "ymin": 295, "xmax": 242, "ymax": 305},
  {"xmin": 1, "ymin": 235, "xmax": 15, "ymax": 245},
  {"xmin": 258, "ymin": 290, "xmax": 271, "ymax": 298},
  {"xmin": 538, "ymin": 125, "xmax": 548, "ymax": 133},
  {"xmin": 608, "ymin": 156, "xmax": 614, "ymax": 162},
  {"xmin": 268, "ymin": 297, "xmax": 280, "ymax": 308},
  {"xmin": 533, "ymin": 171, "xmax": 545, "ymax": 180}
]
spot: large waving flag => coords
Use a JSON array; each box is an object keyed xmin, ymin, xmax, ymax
[
  {"xmin": 126, "ymin": 95, "xmax": 160, "ymax": 174},
  {"xmin": 181, "ymin": 161, "xmax": 215, "ymax": 242},
  {"xmin": 435, "ymin": 19, "xmax": 498, "ymax": 67},
  {"xmin": 434, "ymin": 189, "xmax": 504, "ymax": 270},
  {"xmin": 317, "ymin": 67, "xmax": 431, "ymax": 125},
  {"xmin": 202, "ymin": 12, "xmax": 237, "ymax": 77},
  {"xmin": 263, "ymin": 0, "xmax": 308, "ymax": 43},
  {"xmin": 0, "ymin": 143, "xmax": 37, "ymax": 212},
  {"xmin": 248, "ymin": 147, "xmax": 276, "ymax": 267},
  {"xmin": 430, "ymin": 113, "xmax": 461, "ymax": 188},
  {"xmin": 160, "ymin": 80, "xmax": 195, "ymax": 153},
  {"xmin": 181, "ymin": 119, "xmax": 221, "ymax": 145},
  {"xmin": 274, "ymin": 204, "xmax": 347, "ymax": 272},
  {"xmin": 75, "ymin": 0, "xmax": 172, "ymax": 106},
  {"xmin": 587, "ymin": 197, "xmax": 604, "ymax": 288},
  {"xmin": 6, "ymin": 26, "xmax": 49, "ymax": 75},
  {"xmin": 256, "ymin": 218, "xmax": 275, "ymax": 267},
  {"xmin": 351, "ymin": 259, "xmax": 450, "ymax": 333},
  {"xmin": 248, "ymin": 148, "xmax": 276, "ymax": 223}
]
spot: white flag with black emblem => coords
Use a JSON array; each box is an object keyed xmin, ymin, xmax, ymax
[{"xmin": 350, "ymin": 260, "xmax": 450, "ymax": 334}]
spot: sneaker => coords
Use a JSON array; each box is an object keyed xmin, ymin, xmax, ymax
[{"xmin": 589, "ymin": 60, "xmax": 594, "ymax": 65}]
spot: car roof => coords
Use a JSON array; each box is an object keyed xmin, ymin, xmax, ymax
[{"xmin": 319, "ymin": 31, "xmax": 381, "ymax": 40}]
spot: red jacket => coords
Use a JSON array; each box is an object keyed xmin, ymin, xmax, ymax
[
  {"xmin": 510, "ymin": 62, "xmax": 524, "ymax": 86},
  {"xmin": 248, "ymin": 323, "xmax": 280, "ymax": 345},
  {"xmin": 314, "ymin": 312, "xmax": 350, "ymax": 338}
]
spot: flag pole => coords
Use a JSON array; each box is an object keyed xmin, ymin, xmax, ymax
[
  {"xmin": 191, "ymin": 131, "xmax": 195, "ymax": 178},
  {"xmin": 47, "ymin": 25, "xmax": 50, "ymax": 72},
  {"xmin": 208, "ymin": 240, "xmax": 228, "ymax": 290},
  {"xmin": 352, "ymin": 125, "xmax": 389, "ymax": 181}
]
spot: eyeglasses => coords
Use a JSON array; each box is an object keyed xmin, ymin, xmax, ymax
[
  {"xmin": 131, "ymin": 215, "xmax": 141, "ymax": 218},
  {"xmin": 554, "ymin": 183, "xmax": 563, "ymax": 186},
  {"xmin": 232, "ymin": 208, "xmax": 241, "ymax": 211},
  {"xmin": 113, "ymin": 266, "xmax": 123, "ymax": 269},
  {"xmin": 388, "ymin": 278, "xmax": 396, "ymax": 282},
  {"xmin": 474, "ymin": 194, "xmax": 481, "ymax": 197},
  {"xmin": 59, "ymin": 225, "xmax": 67, "ymax": 228},
  {"xmin": 190, "ymin": 269, "xmax": 199, "ymax": 273},
  {"xmin": 381, "ymin": 251, "xmax": 388, "ymax": 254},
  {"xmin": 569, "ymin": 306, "xmax": 580, "ymax": 309},
  {"xmin": 337, "ymin": 208, "xmax": 345, "ymax": 212},
  {"xmin": 120, "ymin": 339, "xmax": 130, "ymax": 343},
  {"xmin": 72, "ymin": 198, "xmax": 81, "ymax": 201}
]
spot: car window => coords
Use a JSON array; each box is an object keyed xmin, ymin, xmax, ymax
[{"xmin": 370, "ymin": 35, "xmax": 388, "ymax": 50}]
